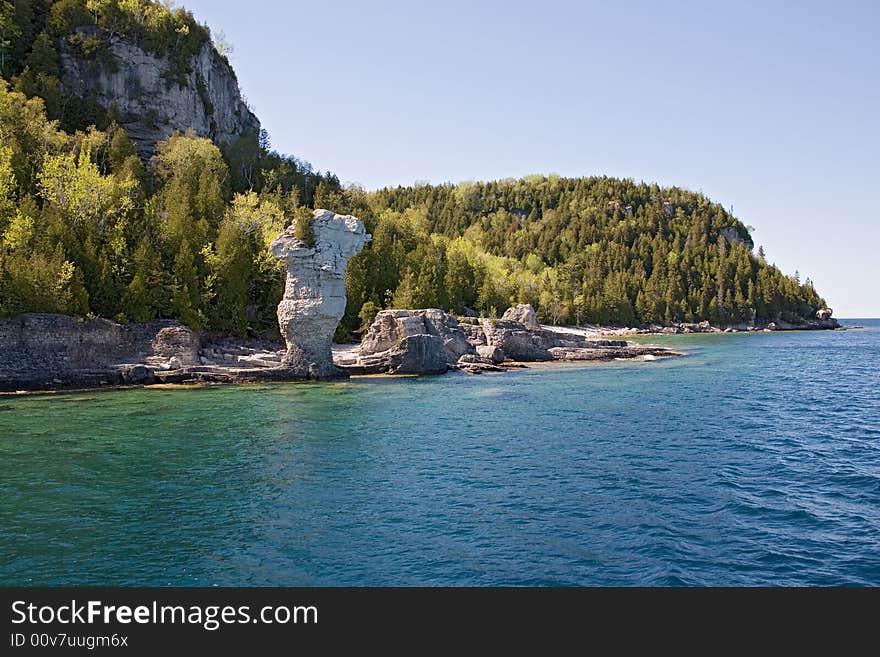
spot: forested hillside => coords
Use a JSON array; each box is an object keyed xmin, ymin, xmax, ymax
[
  {"xmin": 342, "ymin": 179, "xmax": 826, "ymax": 333},
  {"xmin": 0, "ymin": 0, "xmax": 828, "ymax": 340}
]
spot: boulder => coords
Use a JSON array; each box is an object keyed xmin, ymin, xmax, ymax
[
  {"xmin": 458, "ymin": 321, "xmax": 487, "ymax": 346},
  {"xmin": 482, "ymin": 320, "xmax": 553, "ymax": 361},
  {"xmin": 457, "ymin": 354, "xmax": 505, "ymax": 374},
  {"xmin": 388, "ymin": 334, "xmax": 449, "ymax": 375},
  {"xmin": 151, "ymin": 326, "xmax": 200, "ymax": 365},
  {"xmin": 816, "ymin": 308, "xmax": 833, "ymax": 320},
  {"xmin": 679, "ymin": 321, "xmax": 716, "ymax": 333},
  {"xmin": 352, "ymin": 309, "xmax": 476, "ymax": 374},
  {"xmin": 476, "ymin": 345, "xmax": 505, "ymax": 364},
  {"xmin": 501, "ymin": 304, "xmax": 540, "ymax": 329},
  {"xmin": 120, "ymin": 364, "xmax": 154, "ymax": 384},
  {"xmin": 270, "ymin": 209, "xmax": 370, "ymax": 378}
]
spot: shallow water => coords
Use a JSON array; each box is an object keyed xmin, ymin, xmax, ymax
[{"xmin": 1, "ymin": 321, "xmax": 878, "ymax": 585}]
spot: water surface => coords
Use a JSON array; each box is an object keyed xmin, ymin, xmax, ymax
[{"xmin": 1, "ymin": 321, "xmax": 878, "ymax": 585}]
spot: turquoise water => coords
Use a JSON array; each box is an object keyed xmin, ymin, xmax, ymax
[{"xmin": 1, "ymin": 321, "xmax": 878, "ymax": 586}]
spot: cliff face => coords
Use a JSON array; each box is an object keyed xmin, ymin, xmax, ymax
[{"xmin": 58, "ymin": 26, "xmax": 259, "ymax": 158}]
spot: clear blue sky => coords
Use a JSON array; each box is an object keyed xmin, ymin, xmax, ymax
[{"xmin": 185, "ymin": 0, "xmax": 879, "ymax": 317}]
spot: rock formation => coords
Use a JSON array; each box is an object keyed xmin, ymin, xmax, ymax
[
  {"xmin": 501, "ymin": 303, "xmax": 540, "ymax": 329},
  {"xmin": 816, "ymin": 308, "xmax": 834, "ymax": 320},
  {"xmin": 476, "ymin": 345, "xmax": 505, "ymax": 364},
  {"xmin": 150, "ymin": 326, "xmax": 200, "ymax": 366},
  {"xmin": 718, "ymin": 226, "xmax": 754, "ymax": 250},
  {"xmin": 59, "ymin": 26, "xmax": 259, "ymax": 159},
  {"xmin": 338, "ymin": 306, "xmax": 683, "ymax": 375},
  {"xmin": 0, "ymin": 314, "xmax": 200, "ymax": 391},
  {"xmin": 481, "ymin": 319, "xmax": 553, "ymax": 361},
  {"xmin": 339, "ymin": 309, "xmax": 476, "ymax": 375},
  {"xmin": 270, "ymin": 210, "xmax": 370, "ymax": 378},
  {"xmin": 456, "ymin": 354, "xmax": 506, "ymax": 374}
]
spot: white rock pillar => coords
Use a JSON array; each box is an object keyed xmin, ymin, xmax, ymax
[{"xmin": 269, "ymin": 209, "xmax": 370, "ymax": 378}]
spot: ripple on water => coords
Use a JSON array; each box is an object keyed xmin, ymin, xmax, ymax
[{"xmin": 0, "ymin": 322, "xmax": 879, "ymax": 585}]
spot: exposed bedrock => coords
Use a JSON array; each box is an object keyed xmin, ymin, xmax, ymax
[
  {"xmin": 501, "ymin": 303, "xmax": 540, "ymax": 330},
  {"xmin": 0, "ymin": 314, "xmax": 200, "ymax": 391},
  {"xmin": 338, "ymin": 309, "xmax": 476, "ymax": 374},
  {"xmin": 341, "ymin": 304, "xmax": 678, "ymax": 375},
  {"xmin": 269, "ymin": 209, "xmax": 370, "ymax": 378},
  {"xmin": 58, "ymin": 26, "xmax": 259, "ymax": 159}
]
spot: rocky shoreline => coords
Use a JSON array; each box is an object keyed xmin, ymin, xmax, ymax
[
  {"xmin": 586, "ymin": 316, "xmax": 840, "ymax": 337},
  {"xmin": 0, "ymin": 209, "xmax": 841, "ymax": 393},
  {"xmin": 0, "ymin": 305, "xmax": 685, "ymax": 392},
  {"xmin": 1, "ymin": 303, "xmax": 848, "ymax": 393},
  {"xmin": 333, "ymin": 307, "xmax": 684, "ymax": 376},
  {"xmin": 1, "ymin": 303, "xmax": 847, "ymax": 393}
]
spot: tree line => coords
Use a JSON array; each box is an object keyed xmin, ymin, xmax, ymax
[
  {"xmin": 333, "ymin": 177, "xmax": 825, "ymax": 335},
  {"xmin": 0, "ymin": 0, "xmax": 828, "ymax": 340}
]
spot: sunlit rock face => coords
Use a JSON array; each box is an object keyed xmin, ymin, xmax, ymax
[
  {"xmin": 269, "ymin": 210, "xmax": 370, "ymax": 378},
  {"xmin": 352, "ymin": 309, "xmax": 476, "ymax": 374},
  {"xmin": 58, "ymin": 26, "xmax": 259, "ymax": 159}
]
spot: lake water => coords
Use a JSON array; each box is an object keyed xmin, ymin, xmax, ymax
[{"xmin": 1, "ymin": 320, "xmax": 878, "ymax": 586}]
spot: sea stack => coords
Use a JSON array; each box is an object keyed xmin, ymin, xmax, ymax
[{"xmin": 270, "ymin": 209, "xmax": 370, "ymax": 378}]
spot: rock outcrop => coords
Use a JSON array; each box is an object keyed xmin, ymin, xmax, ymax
[
  {"xmin": 339, "ymin": 309, "xmax": 476, "ymax": 375},
  {"xmin": 816, "ymin": 308, "xmax": 834, "ymax": 320},
  {"xmin": 482, "ymin": 319, "xmax": 554, "ymax": 361},
  {"xmin": 501, "ymin": 303, "xmax": 540, "ymax": 329},
  {"xmin": 150, "ymin": 326, "xmax": 200, "ymax": 366},
  {"xmin": 718, "ymin": 226, "xmax": 754, "ymax": 250},
  {"xmin": 338, "ymin": 306, "xmax": 683, "ymax": 375},
  {"xmin": 457, "ymin": 354, "xmax": 506, "ymax": 374},
  {"xmin": 476, "ymin": 345, "xmax": 505, "ymax": 364},
  {"xmin": 59, "ymin": 26, "xmax": 259, "ymax": 159},
  {"xmin": 0, "ymin": 314, "xmax": 199, "ymax": 391},
  {"xmin": 548, "ymin": 345, "xmax": 680, "ymax": 361},
  {"xmin": 270, "ymin": 210, "xmax": 370, "ymax": 378}
]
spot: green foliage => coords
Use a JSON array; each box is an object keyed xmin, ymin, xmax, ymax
[
  {"xmin": 0, "ymin": 75, "xmax": 346, "ymax": 335},
  {"xmin": 0, "ymin": 15, "xmax": 831, "ymax": 341},
  {"xmin": 335, "ymin": 175, "xmax": 828, "ymax": 334},
  {"xmin": 292, "ymin": 206, "xmax": 314, "ymax": 247},
  {"xmin": 357, "ymin": 300, "xmax": 379, "ymax": 333}
]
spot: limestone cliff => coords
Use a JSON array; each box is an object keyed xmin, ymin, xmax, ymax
[
  {"xmin": 270, "ymin": 210, "xmax": 370, "ymax": 379},
  {"xmin": 58, "ymin": 26, "xmax": 259, "ymax": 158}
]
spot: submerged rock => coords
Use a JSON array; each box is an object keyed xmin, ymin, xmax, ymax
[{"xmin": 270, "ymin": 210, "xmax": 370, "ymax": 378}]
